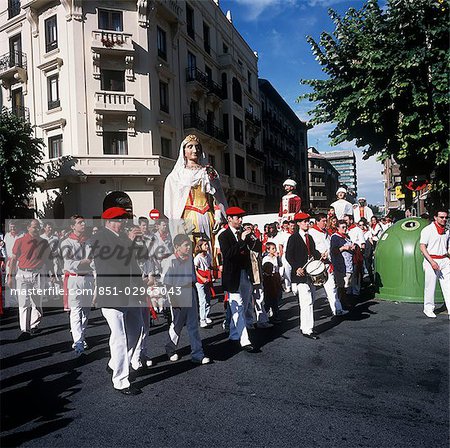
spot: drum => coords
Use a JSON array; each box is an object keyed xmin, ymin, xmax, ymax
[{"xmin": 305, "ymin": 260, "xmax": 328, "ymax": 287}]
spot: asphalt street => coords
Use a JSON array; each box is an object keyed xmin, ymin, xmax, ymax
[{"xmin": 1, "ymin": 289, "xmax": 448, "ymax": 448}]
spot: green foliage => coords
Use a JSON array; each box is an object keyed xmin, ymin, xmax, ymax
[
  {"xmin": 0, "ymin": 108, "xmax": 44, "ymax": 220},
  {"xmin": 300, "ymin": 0, "xmax": 450, "ymax": 210}
]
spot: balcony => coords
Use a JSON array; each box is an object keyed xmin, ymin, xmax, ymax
[
  {"xmin": 156, "ymin": 0, "xmax": 182, "ymax": 22},
  {"xmin": 92, "ymin": 31, "xmax": 134, "ymax": 54},
  {"xmin": 183, "ymin": 113, "xmax": 226, "ymax": 143},
  {"xmin": 245, "ymin": 109, "xmax": 261, "ymax": 129},
  {"xmin": 246, "ymin": 145, "xmax": 265, "ymax": 162},
  {"xmin": 310, "ymin": 181, "xmax": 325, "ymax": 187},
  {"xmin": 4, "ymin": 106, "xmax": 30, "ymax": 122},
  {"xmin": 310, "ymin": 194, "xmax": 327, "ymax": 201},
  {"xmin": 309, "ymin": 166, "xmax": 324, "ymax": 173},
  {"xmin": 0, "ymin": 51, "xmax": 27, "ymax": 88},
  {"xmin": 94, "ymin": 92, "xmax": 135, "ymax": 112},
  {"xmin": 185, "ymin": 68, "xmax": 224, "ymax": 101}
]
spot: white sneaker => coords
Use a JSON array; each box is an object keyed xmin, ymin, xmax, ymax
[
  {"xmin": 200, "ymin": 320, "xmax": 208, "ymax": 328},
  {"xmin": 423, "ymin": 310, "xmax": 437, "ymax": 318},
  {"xmin": 83, "ymin": 340, "xmax": 89, "ymax": 349},
  {"xmin": 205, "ymin": 318, "xmax": 213, "ymax": 324},
  {"xmin": 169, "ymin": 353, "xmax": 179, "ymax": 362},
  {"xmin": 192, "ymin": 356, "xmax": 211, "ymax": 365}
]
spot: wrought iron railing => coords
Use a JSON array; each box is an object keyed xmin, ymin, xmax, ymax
[
  {"xmin": 183, "ymin": 113, "xmax": 226, "ymax": 142},
  {"xmin": 5, "ymin": 106, "xmax": 30, "ymax": 122},
  {"xmin": 0, "ymin": 50, "xmax": 27, "ymax": 73},
  {"xmin": 186, "ymin": 67, "xmax": 224, "ymax": 99}
]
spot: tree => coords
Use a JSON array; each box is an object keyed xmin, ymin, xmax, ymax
[
  {"xmin": 300, "ymin": 0, "xmax": 449, "ymax": 211},
  {"xmin": 0, "ymin": 108, "xmax": 45, "ymax": 221}
]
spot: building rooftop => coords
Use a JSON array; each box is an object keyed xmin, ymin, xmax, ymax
[{"xmin": 322, "ymin": 150, "xmax": 355, "ymax": 160}]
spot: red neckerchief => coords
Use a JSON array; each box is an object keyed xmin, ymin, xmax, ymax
[
  {"xmin": 434, "ymin": 222, "xmax": 445, "ymax": 235},
  {"xmin": 68, "ymin": 232, "xmax": 88, "ymax": 244},
  {"xmin": 312, "ymin": 224, "xmax": 326, "ymax": 234},
  {"xmin": 159, "ymin": 230, "xmax": 169, "ymax": 241},
  {"xmin": 328, "ymin": 228, "xmax": 336, "ymax": 235},
  {"xmin": 336, "ymin": 231, "xmax": 348, "ymax": 239},
  {"xmin": 348, "ymin": 224, "xmax": 357, "ymax": 230},
  {"xmin": 371, "ymin": 223, "xmax": 378, "ymax": 230},
  {"xmin": 175, "ymin": 252, "xmax": 189, "ymax": 261}
]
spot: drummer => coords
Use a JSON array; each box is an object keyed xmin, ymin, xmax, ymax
[{"xmin": 285, "ymin": 212, "xmax": 322, "ymax": 340}]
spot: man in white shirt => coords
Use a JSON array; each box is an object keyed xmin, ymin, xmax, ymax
[
  {"xmin": 276, "ymin": 223, "xmax": 293, "ymax": 293},
  {"xmin": 419, "ymin": 209, "xmax": 450, "ymax": 318},
  {"xmin": 309, "ymin": 214, "xmax": 347, "ymax": 316},
  {"xmin": 331, "ymin": 187, "xmax": 354, "ymax": 219}
]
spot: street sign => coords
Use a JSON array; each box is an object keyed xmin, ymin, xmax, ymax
[{"xmin": 149, "ymin": 209, "xmax": 160, "ymax": 220}]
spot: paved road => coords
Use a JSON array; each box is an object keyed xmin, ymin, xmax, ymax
[{"xmin": 1, "ymin": 290, "xmax": 448, "ymax": 448}]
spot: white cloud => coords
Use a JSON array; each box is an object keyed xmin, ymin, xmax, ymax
[
  {"xmin": 234, "ymin": 0, "xmax": 297, "ymax": 21},
  {"xmin": 306, "ymin": 0, "xmax": 350, "ymax": 7}
]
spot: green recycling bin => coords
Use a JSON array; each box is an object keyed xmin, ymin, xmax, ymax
[{"xmin": 374, "ymin": 217, "xmax": 444, "ymax": 303}]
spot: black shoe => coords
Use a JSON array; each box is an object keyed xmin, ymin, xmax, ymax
[
  {"xmin": 30, "ymin": 327, "xmax": 42, "ymax": 335},
  {"xmin": 105, "ymin": 364, "xmax": 113, "ymax": 374},
  {"xmin": 242, "ymin": 344, "xmax": 255, "ymax": 352},
  {"xmin": 17, "ymin": 332, "xmax": 32, "ymax": 341},
  {"xmin": 302, "ymin": 332, "xmax": 320, "ymax": 340},
  {"xmin": 115, "ymin": 385, "xmax": 142, "ymax": 396}
]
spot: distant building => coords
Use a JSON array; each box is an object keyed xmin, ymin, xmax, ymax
[
  {"xmin": 323, "ymin": 150, "xmax": 357, "ymax": 202},
  {"xmin": 383, "ymin": 156, "xmax": 403, "ymax": 212},
  {"xmin": 259, "ymin": 79, "xmax": 309, "ymax": 212},
  {"xmin": 307, "ymin": 147, "xmax": 340, "ymax": 212}
]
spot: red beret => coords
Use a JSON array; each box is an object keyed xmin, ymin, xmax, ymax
[
  {"xmin": 101, "ymin": 207, "xmax": 129, "ymax": 220},
  {"xmin": 294, "ymin": 212, "xmax": 311, "ymax": 221},
  {"xmin": 226, "ymin": 206, "xmax": 246, "ymax": 216}
]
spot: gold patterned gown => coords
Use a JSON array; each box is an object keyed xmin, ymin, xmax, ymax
[{"xmin": 182, "ymin": 184, "xmax": 216, "ymax": 248}]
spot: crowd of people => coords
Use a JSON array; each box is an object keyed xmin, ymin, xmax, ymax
[{"xmin": 0, "ymin": 134, "xmax": 448, "ymax": 397}]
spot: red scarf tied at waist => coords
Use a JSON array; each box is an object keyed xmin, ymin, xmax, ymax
[{"xmin": 196, "ymin": 269, "xmax": 216, "ymax": 297}]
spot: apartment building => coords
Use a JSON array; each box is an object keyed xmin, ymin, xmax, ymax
[
  {"xmin": 322, "ymin": 150, "xmax": 357, "ymax": 202},
  {"xmin": 307, "ymin": 147, "xmax": 339, "ymax": 212},
  {"xmin": 258, "ymin": 79, "xmax": 309, "ymax": 212},
  {"xmin": 0, "ymin": 0, "xmax": 264, "ymax": 218}
]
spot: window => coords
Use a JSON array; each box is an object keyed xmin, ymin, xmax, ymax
[
  {"xmin": 224, "ymin": 153, "xmax": 230, "ymax": 175},
  {"xmin": 103, "ymin": 132, "xmax": 128, "ymax": 155},
  {"xmin": 187, "ymin": 51, "xmax": 196, "ymax": 78},
  {"xmin": 9, "ymin": 34, "xmax": 22, "ymax": 68},
  {"xmin": 8, "ymin": 0, "xmax": 21, "ymax": 19},
  {"xmin": 101, "ymin": 70, "xmax": 125, "ymax": 91},
  {"xmin": 223, "ymin": 113, "xmax": 229, "ymax": 140},
  {"xmin": 205, "ymin": 65, "xmax": 212, "ymax": 82},
  {"xmin": 161, "ymin": 137, "xmax": 172, "ymax": 158},
  {"xmin": 222, "ymin": 42, "xmax": 228, "ymax": 54},
  {"xmin": 48, "ymin": 135, "xmax": 63, "ymax": 159},
  {"xmin": 232, "ymin": 77, "xmax": 242, "ymax": 106},
  {"xmin": 247, "ymin": 70, "xmax": 252, "ymax": 93},
  {"xmin": 235, "ymin": 155, "xmax": 245, "ymax": 179},
  {"xmin": 203, "ymin": 22, "xmax": 210, "ymax": 54},
  {"xmin": 47, "ymin": 74, "xmax": 60, "ymax": 109},
  {"xmin": 208, "ymin": 154, "xmax": 215, "ymax": 166},
  {"xmin": 157, "ymin": 27, "xmax": 167, "ymax": 60},
  {"xmin": 159, "ymin": 81, "xmax": 169, "ymax": 113},
  {"xmin": 233, "ymin": 116, "xmax": 243, "ymax": 143},
  {"xmin": 45, "ymin": 16, "xmax": 58, "ymax": 53},
  {"xmin": 98, "ymin": 9, "xmax": 123, "ymax": 31},
  {"xmin": 190, "ymin": 100, "xmax": 199, "ymax": 116},
  {"xmin": 221, "ymin": 73, "xmax": 227, "ymax": 99},
  {"xmin": 251, "ymin": 170, "xmax": 256, "ymax": 183},
  {"xmin": 186, "ymin": 4, "xmax": 194, "ymax": 39}
]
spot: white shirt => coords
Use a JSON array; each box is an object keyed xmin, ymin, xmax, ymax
[
  {"xmin": 194, "ymin": 253, "xmax": 212, "ymax": 271},
  {"xmin": 330, "ymin": 199, "xmax": 354, "ymax": 220},
  {"xmin": 262, "ymin": 254, "xmax": 280, "ymax": 274},
  {"xmin": 420, "ymin": 223, "xmax": 449, "ymax": 256},
  {"xmin": 348, "ymin": 225, "xmax": 365, "ymax": 247},
  {"xmin": 4, "ymin": 232, "xmax": 21, "ymax": 259},
  {"xmin": 309, "ymin": 227, "xmax": 330, "ymax": 255},
  {"xmin": 353, "ymin": 205, "xmax": 373, "ymax": 222},
  {"xmin": 370, "ymin": 223, "xmax": 383, "ymax": 241}
]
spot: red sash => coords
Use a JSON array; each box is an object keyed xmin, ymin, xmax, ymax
[{"xmin": 197, "ymin": 269, "xmax": 216, "ymax": 297}]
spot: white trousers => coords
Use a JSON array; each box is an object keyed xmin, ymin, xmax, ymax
[
  {"xmin": 228, "ymin": 270, "xmax": 253, "ymax": 346},
  {"xmin": 102, "ymin": 307, "xmax": 142, "ymax": 390},
  {"xmin": 67, "ymin": 275, "xmax": 93, "ymax": 347},
  {"xmin": 165, "ymin": 295, "xmax": 204, "ymax": 361},
  {"xmin": 16, "ymin": 269, "xmax": 43, "ymax": 332},
  {"xmin": 295, "ymin": 281, "xmax": 316, "ymax": 335},
  {"xmin": 281, "ymin": 256, "xmax": 292, "ymax": 291},
  {"xmin": 252, "ymin": 285, "xmax": 269, "ymax": 324},
  {"xmin": 323, "ymin": 271, "xmax": 343, "ymax": 315},
  {"xmin": 131, "ymin": 306, "xmax": 151, "ymax": 370},
  {"xmin": 423, "ymin": 258, "xmax": 450, "ymax": 313}
]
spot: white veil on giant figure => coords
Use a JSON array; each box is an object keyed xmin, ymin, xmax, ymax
[{"xmin": 163, "ymin": 134, "xmax": 228, "ymax": 246}]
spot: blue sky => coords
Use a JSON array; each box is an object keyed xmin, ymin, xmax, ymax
[{"xmin": 219, "ymin": 0, "xmax": 385, "ymax": 205}]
